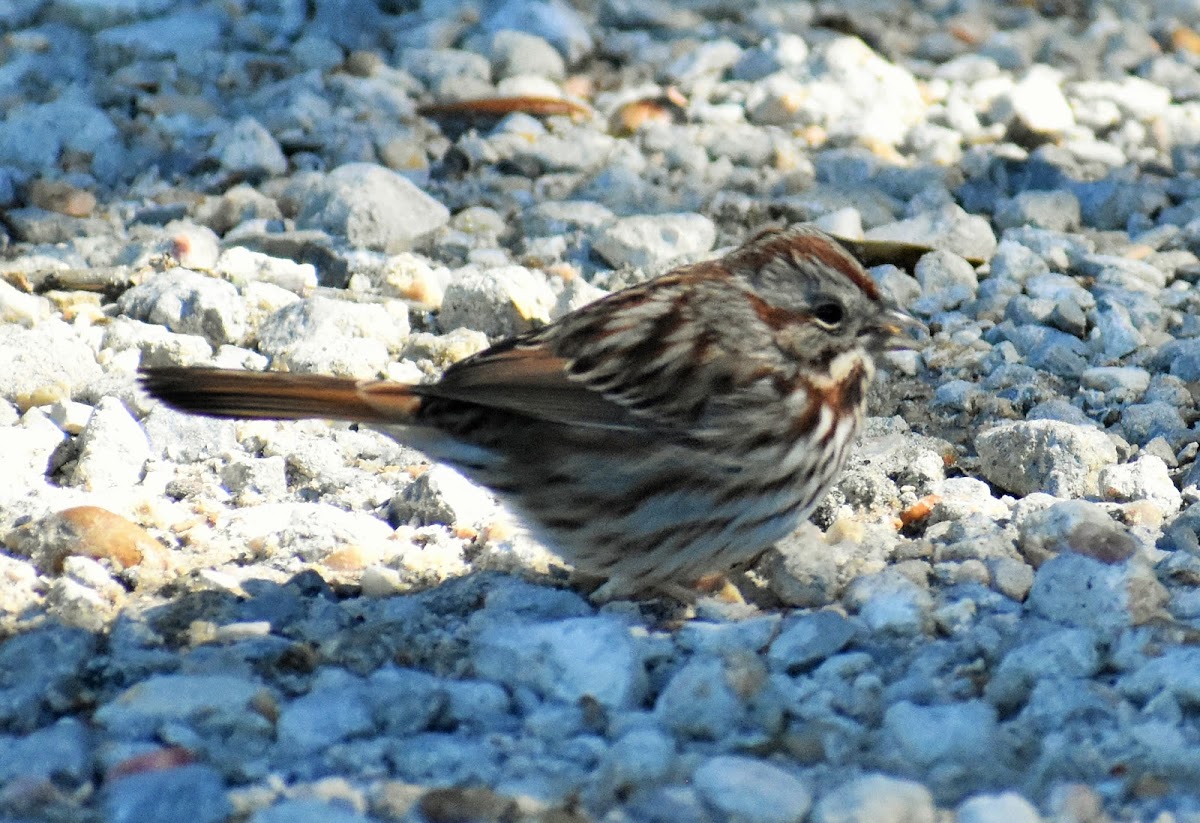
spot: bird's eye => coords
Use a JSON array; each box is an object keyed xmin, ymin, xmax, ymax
[{"xmin": 812, "ymin": 301, "xmax": 845, "ymax": 328}]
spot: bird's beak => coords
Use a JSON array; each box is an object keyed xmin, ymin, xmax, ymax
[{"xmin": 874, "ymin": 309, "xmax": 926, "ymax": 350}]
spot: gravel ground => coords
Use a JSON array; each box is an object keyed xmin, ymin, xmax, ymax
[{"xmin": 3, "ymin": 0, "xmax": 1200, "ymax": 821}]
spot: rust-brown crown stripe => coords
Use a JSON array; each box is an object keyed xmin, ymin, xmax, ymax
[{"xmin": 741, "ymin": 229, "xmax": 881, "ymax": 302}]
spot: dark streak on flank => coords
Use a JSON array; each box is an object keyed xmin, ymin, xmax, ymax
[
  {"xmin": 612, "ymin": 470, "xmax": 723, "ymax": 517},
  {"xmin": 633, "ymin": 518, "xmax": 736, "ymax": 555},
  {"xmin": 540, "ymin": 515, "xmax": 586, "ymax": 531},
  {"xmin": 714, "ymin": 465, "xmax": 805, "ymax": 505},
  {"xmin": 735, "ymin": 494, "xmax": 813, "ymax": 533}
]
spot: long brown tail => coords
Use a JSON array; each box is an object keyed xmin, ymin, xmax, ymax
[{"xmin": 139, "ymin": 367, "xmax": 422, "ymax": 424}]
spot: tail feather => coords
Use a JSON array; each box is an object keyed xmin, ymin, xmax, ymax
[{"xmin": 139, "ymin": 367, "xmax": 422, "ymax": 424}]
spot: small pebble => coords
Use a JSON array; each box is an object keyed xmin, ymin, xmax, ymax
[
  {"xmin": 811, "ymin": 774, "xmax": 936, "ymax": 823},
  {"xmin": 293, "ymin": 163, "xmax": 450, "ymax": 252},
  {"xmin": 956, "ymin": 792, "xmax": 1043, "ymax": 823},
  {"xmin": 103, "ymin": 765, "xmax": 232, "ymax": 823},
  {"xmin": 71, "ymin": 397, "xmax": 150, "ymax": 491},
  {"xmin": 976, "ymin": 420, "xmax": 1118, "ymax": 498},
  {"xmin": 1027, "ymin": 552, "xmax": 1168, "ymax": 633},
  {"xmin": 592, "ymin": 213, "xmax": 717, "ymax": 270},
  {"xmin": 693, "ymin": 755, "xmax": 812, "ymax": 823},
  {"xmin": 473, "ymin": 616, "xmax": 645, "ymax": 710}
]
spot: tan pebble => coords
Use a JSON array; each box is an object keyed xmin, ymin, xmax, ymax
[
  {"xmin": 27, "ymin": 179, "xmax": 97, "ymax": 217},
  {"xmin": 3, "ymin": 271, "xmax": 33, "ymax": 292},
  {"xmin": 429, "ymin": 329, "xmax": 491, "ymax": 365},
  {"xmin": 770, "ymin": 89, "xmax": 805, "ymax": 118},
  {"xmin": 1172, "ymin": 25, "xmax": 1200, "ymax": 55},
  {"xmin": 798, "ymin": 124, "xmax": 827, "ymax": 147},
  {"xmin": 773, "ymin": 142, "xmax": 805, "ymax": 172},
  {"xmin": 544, "ymin": 262, "xmax": 579, "ymax": 282},
  {"xmin": 511, "ymin": 289, "xmax": 552, "ymax": 324},
  {"xmin": 663, "ymin": 86, "xmax": 688, "ymax": 108},
  {"xmin": 379, "ymin": 139, "xmax": 429, "ymax": 174},
  {"xmin": 825, "ymin": 518, "xmax": 866, "ymax": 544},
  {"xmin": 692, "ymin": 573, "xmax": 744, "ymax": 604},
  {"xmin": 384, "ymin": 259, "xmax": 444, "ymax": 309},
  {"xmin": 322, "ymin": 545, "xmax": 368, "ymax": 571},
  {"xmin": 862, "ymin": 137, "xmax": 904, "ymax": 164},
  {"xmin": 610, "ymin": 98, "xmax": 678, "ymax": 135},
  {"xmin": 47, "ymin": 399, "xmax": 93, "ymax": 434},
  {"xmin": 45, "ymin": 290, "xmax": 104, "ymax": 323},
  {"xmin": 562, "ymin": 74, "xmax": 593, "ymax": 99},
  {"xmin": 18, "ymin": 506, "xmax": 166, "ymax": 574},
  {"xmin": 480, "ymin": 519, "xmax": 518, "ymax": 543},
  {"xmin": 169, "ymin": 515, "xmax": 207, "ymax": 534},
  {"xmin": 1117, "ymin": 500, "xmax": 1164, "ymax": 528},
  {"xmin": 16, "ymin": 381, "xmax": 71, "ymax": 410}
]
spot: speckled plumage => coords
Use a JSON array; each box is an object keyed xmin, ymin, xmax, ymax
[{"xmin": 142, "ymin": 225, "xmax": 915, "ymax": 600}]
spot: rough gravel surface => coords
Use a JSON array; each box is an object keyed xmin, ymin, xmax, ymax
[{"xmin": 3, "ymin": 1, "xmax": 1200, "ymax": 821}]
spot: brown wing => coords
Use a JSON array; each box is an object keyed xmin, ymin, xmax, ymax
[
  {"xmin": 418, "ymin": 269, "xmax": 783, "ymax": 433},
  {"xmin": 415, "ymin": 340, "xmax": 649, "ymax": 431}
]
